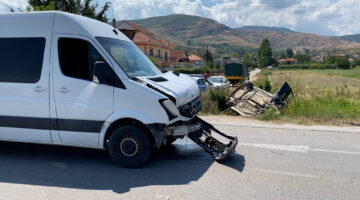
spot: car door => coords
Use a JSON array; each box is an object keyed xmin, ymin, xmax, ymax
[
  {"xmin": 52, "ymin": 35, "xmax": 114, "ymax": 148},
  {"xmin": 0, "ymin": 37, "xmax": 51, "ymax": 142}
]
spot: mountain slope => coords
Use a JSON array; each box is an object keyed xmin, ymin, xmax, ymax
[
  {"xmin": 338, "ymin": 34, "xmax": 360, "ymax": 43},
  {"xmin": 126, "ymin": 14, "xmax": 360, "ymax": 50},
  {"xmin": 235, "ymin": 26, "xmax": 296, "ymax": 34},
  {"xmin": 129, "ymin": 14, "xmax": 230, "ymax": 40}
]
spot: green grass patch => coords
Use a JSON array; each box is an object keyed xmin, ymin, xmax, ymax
[
  {"xmin": 200, "ymin": 88, "xmax": 236, "ymax": 115},
  {"xmin": 303, "ymin": 69, "xmax": 360, "ymax": 79},
  {"xmin": 284, "ymin": 97, "xmax": 360, "ymax": 119}
]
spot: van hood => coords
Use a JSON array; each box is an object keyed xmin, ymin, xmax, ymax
[{"xmin": 137, "ymin": 72, "xmax": 200, "ymax": 107}]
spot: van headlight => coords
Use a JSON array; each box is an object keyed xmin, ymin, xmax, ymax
[{"xmin": 160, "ymin": 99, "xmax": 179, "ymax": 120}]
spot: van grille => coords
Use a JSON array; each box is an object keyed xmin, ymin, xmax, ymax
[{"xmin": 178, "ymin": 97, "xmax": 202, "ymax": 118}]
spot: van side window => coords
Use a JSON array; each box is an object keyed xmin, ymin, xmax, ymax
[
  {"xmin": 0, "ymin": 38, "xmax": 45, "ymax": 83},
  {"xmin": 58, "ymin": 38, "xmax": 105, "ymax": 81}
]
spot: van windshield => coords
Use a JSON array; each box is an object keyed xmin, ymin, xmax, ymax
[{"xmin": 96, "ymin": 37, "xmax": 161, "ymax": 77}]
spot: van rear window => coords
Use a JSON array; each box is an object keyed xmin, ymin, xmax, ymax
[{"xmin": 0, "ymin": 37, "xmax": 45, "ymax": 83}]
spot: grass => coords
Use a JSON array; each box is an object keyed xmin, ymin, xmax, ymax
[
  {"xmin": 199, "ymin": 88, "xmax": 237, "ymax": 115},
  {"xmin": 258, "ymin": 69, "xmax": 360, "ymax": 125},
  {"xmin": 303, "ymin": 68, "xmax": 360, "ymax": 79}
]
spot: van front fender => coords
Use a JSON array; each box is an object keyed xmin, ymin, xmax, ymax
[{"xmin": 98, "ymin": 110, "xmax": 168, "ymax": 148}]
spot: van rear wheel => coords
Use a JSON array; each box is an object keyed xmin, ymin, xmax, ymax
[{"xmin": 108, "ymin": 126, "xmax": 151, "ymax": 168}]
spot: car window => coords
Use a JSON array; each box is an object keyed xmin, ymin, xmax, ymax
[
  {"xmin": 197, "ymin": 79, "xmax": 206, "ymax": 85},
  {"xmin": 58, "ymin": 38, "xmax": 106, "ymax": 81},
  {"xmin": 0, "ymin": 37, "xmax": 45, "ymax": 83}
]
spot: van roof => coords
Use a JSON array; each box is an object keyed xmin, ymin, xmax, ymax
[{"xmin": 0, "ymin": 11, "xmax": 130, "ymax": 42}]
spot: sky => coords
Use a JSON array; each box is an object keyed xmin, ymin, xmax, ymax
[{"xmin": 1, "ymin": 0, "xmax": 359, "ymax": 36}]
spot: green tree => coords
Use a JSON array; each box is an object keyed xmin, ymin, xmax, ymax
[
  {"xmin": 351, "ymin": 58, "xmax": 360, "ymax": 69},
  {"xmin": 286, "ymin": 48, "xmax": 294, "ymax": 58},
  {"xmin": 280, "ymin": 52, "xmax": 287, "ymax": 59},
  {"xmin": 295, "ymin": 54, "xmax": 311, "ymax": 64},
  {"xmin": 257, "ymin": 38, "xmax": 274, "ymax": 68},
  {"xmin": 243, "ymin": 53, "xmax": 255, "ymax": 68},
  {"xmin": 204, "ymin": 50, "xmax": 213, "ymax": 63},
  {"xmin": 27, "ymin": 0, "xmax": 110, "ymax": 22},
  {"xmin": 324, "ymin": 55, "xmax": 337, "ymax": 64},
  {"xmin": 335, "ymin": 57, "xmax": 350, "ymax": 69}
]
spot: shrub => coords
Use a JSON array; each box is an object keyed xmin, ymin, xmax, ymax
[{"xmin": 335, "ymin": 57, "xmax": 350, "ymax": 69}]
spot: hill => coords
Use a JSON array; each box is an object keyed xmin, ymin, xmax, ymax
[
  {"xmin": 235, "ymin": 26, "xmax": 296, "ymax": 34},
  {"xmin": 124, "ymin": 14, "xmax": 360, "ymax": 53},
  {"xmin": 337, "ymin": 34, "xmax": 360, "ymax": 43}
]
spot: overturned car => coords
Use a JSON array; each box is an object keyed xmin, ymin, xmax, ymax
[{"xmin": 227, "ymin": 81, "xmax": 293, "ymax": 117}]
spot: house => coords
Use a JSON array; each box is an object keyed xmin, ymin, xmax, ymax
[
  {"xmin": 117, "ymin": 22, "xmax": 175, "ymax": 71},
  {"xmin": 279, "ymin": 58, "xmax": 296, "ymax": 65},
  {"xmin": 170, "ymin": 50, "xmax": 189, "ymax": 70},
  {"xmin": 214, "ymin": 55, "xmax": 241, "ymax": 67},
  {"xmin": 188, "ymin": 54, "xmax": 205, "ymax": 68},
  {"xmin": 311, "ymin": 56, "xmax": 322, "ymax": 62}
]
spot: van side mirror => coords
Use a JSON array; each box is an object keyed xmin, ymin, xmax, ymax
[{"xmin": 93, "ymin": 61, "xmax": 112, "ymax": 85}]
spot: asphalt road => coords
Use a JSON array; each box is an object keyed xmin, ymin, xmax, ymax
[{"xmin": 0, "ymin": 119, "xmax": 359, "ymax": 200}]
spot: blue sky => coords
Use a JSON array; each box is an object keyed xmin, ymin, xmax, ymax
[{"xmin": 1, "ymin": 0, "xmax": 359, "ymax": 36}]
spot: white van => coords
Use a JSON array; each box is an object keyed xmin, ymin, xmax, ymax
[{"xmin": 0, "ymin": 11, "xmax": 236, "ymax": 167}]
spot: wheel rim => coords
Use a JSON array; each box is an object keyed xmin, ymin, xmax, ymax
[{"xmin": 119, "ymin": 137, "xmax": 140, "ymax": 157}]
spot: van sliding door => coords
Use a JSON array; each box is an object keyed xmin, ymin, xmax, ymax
[{"xmin": 0, "ymin": 37, "xmax": 51, "ymax": 143}]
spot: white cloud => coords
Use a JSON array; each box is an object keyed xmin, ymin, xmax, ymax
[{"xmin": 1, "ymin": 0, "xmax": 359, "ymax": 36}]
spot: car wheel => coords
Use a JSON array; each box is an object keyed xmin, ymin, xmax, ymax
[{"xmin": 108, "ymin": 126, "xmax": 152, "ymax": 168}]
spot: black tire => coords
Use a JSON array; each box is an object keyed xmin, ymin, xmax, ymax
[{"xmin": 108, "ymin": 126, "xmax": 152, "ymax": 168}]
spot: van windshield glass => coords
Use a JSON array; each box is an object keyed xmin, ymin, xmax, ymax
[{"xmin": 96, "ymin": 37, "xmax": 161, "ymax": 77}]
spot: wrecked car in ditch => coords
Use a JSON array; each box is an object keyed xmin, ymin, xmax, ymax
[{"xmin": 227, "ymin": 81, "xmax": 293, "ymax": 117}]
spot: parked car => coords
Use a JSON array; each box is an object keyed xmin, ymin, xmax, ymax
[
  {"xmin": 208, "ymin": 76, "xmax": 231, "ymax": 89},
  {"xmin": 189, "ymin": 74, "xmax": 205, "ymax": 79},
  {"xmin": 0, "ymin": 11, "xmax": 208, "ymax": 168},
  {"xmin": 192, "ymin": 77, "xmax": 208, "ymax": 91}
]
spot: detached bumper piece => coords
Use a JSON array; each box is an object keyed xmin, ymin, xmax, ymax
[{"xmin": 188, "ymin": 117, "xmax": 238, "ymax": 161}]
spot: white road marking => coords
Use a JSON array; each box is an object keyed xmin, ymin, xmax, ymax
[
  {"xmin": 353, "ymin": 145, "xmax": 360, "ymax": 148},
  {"xmin": 237, "ymin": 142, "xmax": 310, "ymax": 153},
  {"xmin": 253, "ymin": 168, "xmax": 319, "ymax": 178},
  {"xmin": 238, "ymin": 142, "xmax": 360, "ymax": 156},
  {"xmin": 310, "ymin": 148, "xmax": 360, "ymax": 155}
]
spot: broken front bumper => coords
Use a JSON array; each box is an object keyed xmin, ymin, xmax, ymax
[{"xmin": 188, "ymin": 117, "xmax": 238, "ymax": 161}]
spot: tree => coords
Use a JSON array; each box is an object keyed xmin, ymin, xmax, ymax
[
  {"xmin": 286, "ymin": 48, "xmax": 294, "ymax": 58},
  {"xmin": 351, "ymin": 58, "xmax": 360, "ymax": 69},
  {"xmin": 295, "ymin": 54, "xmax": 311, "ymax": 64},
  {"xmin": 280, "ymin": 52, "xmax": 287, "ymax": 59},
  {"xmin": 27, "ymin": 0, "xmax": 110, "ymax": 22},
  {"xmin": 243, "ymin": 53, "xmax": 255, "ymax": 68},
  {"xmin": 335, "ymin": 57, "xmax": 350, "ymax": 69},
  {"xmin": 324, "ymin": 55, "xmax": 336, "ymax": 64},
  {"xmin": 204, "ymin": 49, "xmax": 213, "ymax": 63},
  {"xmin": 257, "ymin": 38, "xmax": 274, "ymax": 68}
]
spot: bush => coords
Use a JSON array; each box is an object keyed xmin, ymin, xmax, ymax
[
  {"xmin": 335, "ymin": 57, "xmax": 350, "ymax": 69},
  {"xmin": 279, "ymin": 63, "xmax": 336, "ymax": 70}
]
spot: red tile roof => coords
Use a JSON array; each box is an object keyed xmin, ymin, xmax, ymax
[
  {"xmin": 118, "ymin": 22, "xmax": 175, "ymax": 49},
  {"xmin": 188, "ymin": 54, "xmax": 204, "ymax": 61}
]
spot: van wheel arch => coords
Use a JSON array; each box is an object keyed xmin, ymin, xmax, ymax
[{"xmin": 104, "ymin": 118, "xmax": 156, "ymax": 149}]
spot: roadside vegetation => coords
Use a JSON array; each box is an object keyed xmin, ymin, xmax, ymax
[
  {"xmin": 257, "ymin": 69, "xmax": 360, "ymax": 125},
  {"xmin": 199, "ymin": 88, "xmax": 236, "ymax": 115}
]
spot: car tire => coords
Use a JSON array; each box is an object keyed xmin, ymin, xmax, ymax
[{"xmin": 108, "ymin": 126, "xmax": 152, "ymax": 168}]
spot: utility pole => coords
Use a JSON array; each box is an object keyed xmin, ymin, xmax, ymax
[{"xmin": 76, "ymin": 0, "xmax": 80, "ymax": 15}]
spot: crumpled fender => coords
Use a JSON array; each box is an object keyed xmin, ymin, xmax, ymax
[{"xmin": 98, "ymin": 110, "xmax": 166, "ymax": 148}]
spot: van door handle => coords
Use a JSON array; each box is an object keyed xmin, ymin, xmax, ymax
[
  {"xmin": 59, "ymin": 87, "xmax": 71, "ymax": 93},
  {"xmin": 34, "ymin": 86, "xmax": 47, "ymax": 92}
]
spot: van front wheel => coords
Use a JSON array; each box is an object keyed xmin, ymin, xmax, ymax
[{"xmin": 108, "ymin": 126, "xmax": 151, "ymax": 168}]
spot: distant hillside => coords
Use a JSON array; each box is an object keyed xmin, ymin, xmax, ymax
[
  {"xmin": 123, "ymin": 14, "xmax": 360, "ymax": 52},
  {"xmin": 128, "ymin": 14, "xmax": 230, "ymax": 40},
  {"xmin": 337, "ymin": 34, "xmax": 360, "ymax": 43},
  {"xmin": 235, "ymin": 26, "xmax": 296, "ymax": 34}
]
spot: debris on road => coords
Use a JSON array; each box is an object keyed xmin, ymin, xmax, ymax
[
  {"xmin": 227, "ymin": 81, "xmax": 293, "ymax": 117},
  {"xmin": 188, "ymin": 117, "xmax": 238, "ymax": 161}
]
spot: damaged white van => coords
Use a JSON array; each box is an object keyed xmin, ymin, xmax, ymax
[{"xmin": 0, "ymin": 11, "xmax": 237, "ymax": 167}]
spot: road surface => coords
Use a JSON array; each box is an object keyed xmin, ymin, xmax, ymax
[
  {"xmin": 0, "ymin": 116, "xmax": 359, "ymax": 200},
  {"xmin": 249, "ymin": 68, "xmax": 261, "ymax": 81}
]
